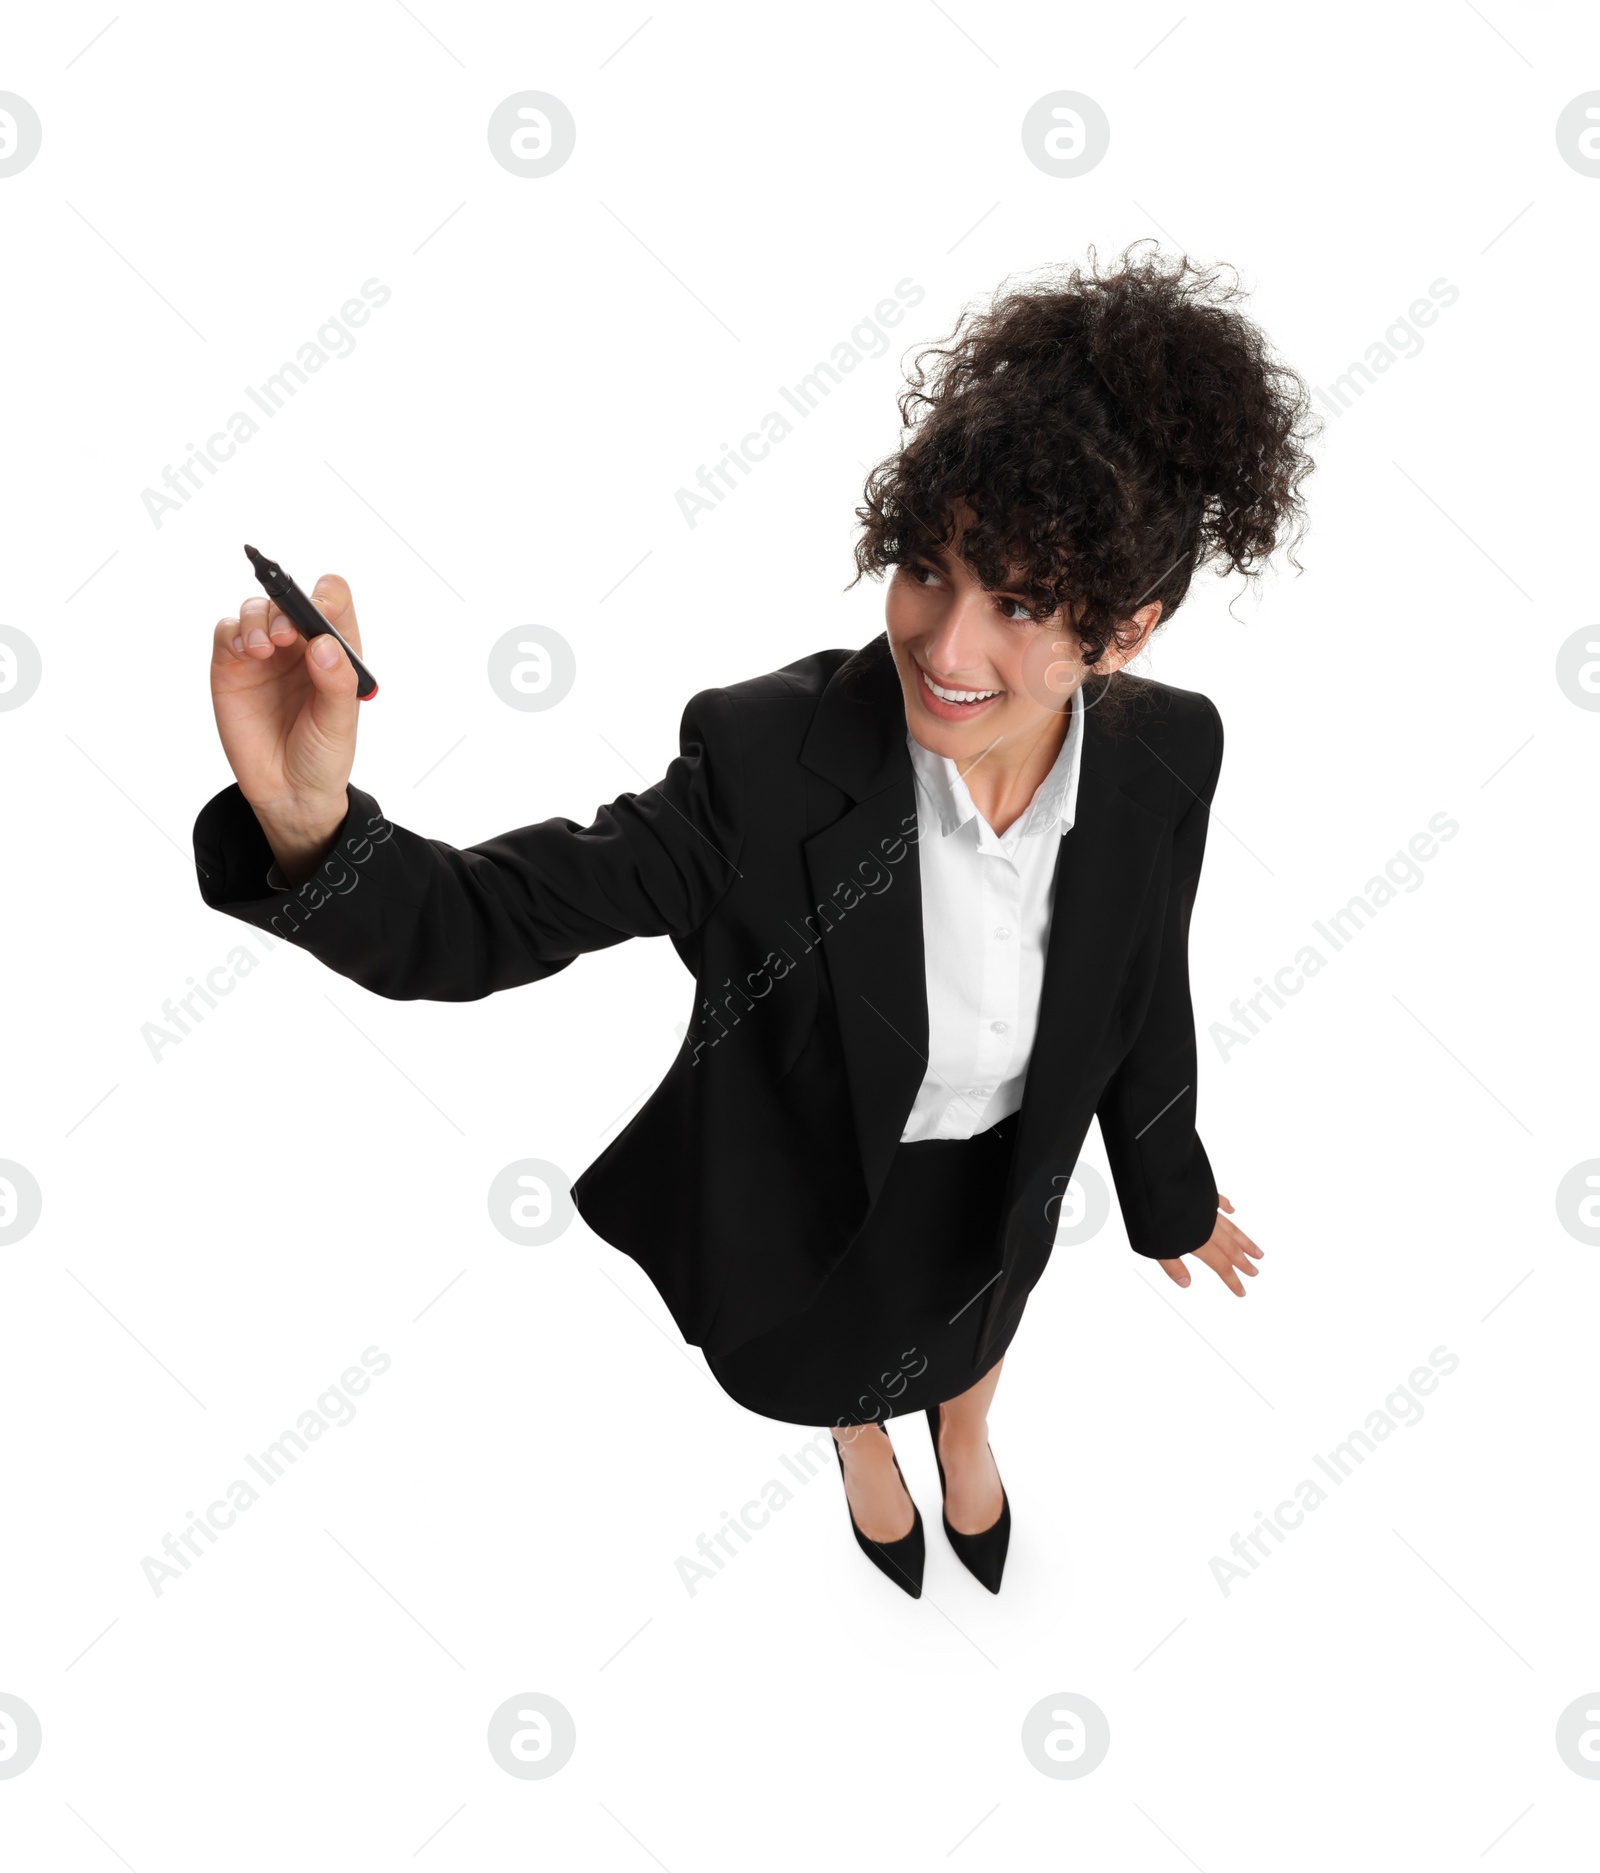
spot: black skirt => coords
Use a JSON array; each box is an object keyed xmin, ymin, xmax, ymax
[{"xmin": 704, "ymin": 1108, "xmax": 1026, "ymax": 1427}]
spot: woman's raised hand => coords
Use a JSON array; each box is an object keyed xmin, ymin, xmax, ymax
[{"xmin": 210, "ymin": 573, "xmax": 364, "ymax": 881}]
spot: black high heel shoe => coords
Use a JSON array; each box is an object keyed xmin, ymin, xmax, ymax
[
  {"xmin": 924, "ymin": 1401, "xmax": 1011, "ymax": 1593},
  {"xmin": 831, "ymin": 1425, "xmax": 924, "ymax": 1598}
]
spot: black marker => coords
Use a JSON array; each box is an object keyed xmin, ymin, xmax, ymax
[{"xmin": 243, "ymin": 544, "xmax": 378, "ymax": 700}]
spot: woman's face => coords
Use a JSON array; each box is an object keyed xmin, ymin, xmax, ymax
[{"xmin": 884, "ymin": 514, "xmax": 1159, "ymax": 760}]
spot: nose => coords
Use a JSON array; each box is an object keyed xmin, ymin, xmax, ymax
[{"xmin": 923, "ymin": 591, "xmax": 996, "ymax": 680}]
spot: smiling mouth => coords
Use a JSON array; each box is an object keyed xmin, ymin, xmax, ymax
[{"xmin": 919, "ymin": 666, "xmax": 1004, "ymax": 705}]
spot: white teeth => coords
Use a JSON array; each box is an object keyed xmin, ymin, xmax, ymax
[{"xmin": 923, "ymin": 670, "xmax": 1001, "ymax": 704}]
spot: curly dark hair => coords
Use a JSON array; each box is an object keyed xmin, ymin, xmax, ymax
[{"xmin": 850, "ymin": 240, "xmax": 1319, "ymax": 721}]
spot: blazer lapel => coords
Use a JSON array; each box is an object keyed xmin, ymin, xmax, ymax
[
  {"xmin": 1005, "ymin": 739, "xmax": 1167, "ymax": 1235},
  {"xmin": 799, "ymin": 637, "xmax": 928, "ymax": 1207}
]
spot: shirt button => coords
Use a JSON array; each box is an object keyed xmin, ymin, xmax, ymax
[
  {"xmin": 994, "ymin": 927, "xmax": 1011, "ymax": 939},
  {"xmin": 990, "ymin": 1019, "xmax": 1008, "ymax": 1034}
]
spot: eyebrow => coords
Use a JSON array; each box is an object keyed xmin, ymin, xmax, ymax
[{"xmin": 913, "ymin": 543, "xmax": 1033, "ymax": 600}]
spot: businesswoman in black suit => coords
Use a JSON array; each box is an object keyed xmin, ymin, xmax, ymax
[{"xmin": 195, "ymin": 244, "xmax": 1315, "ymax": 1600}]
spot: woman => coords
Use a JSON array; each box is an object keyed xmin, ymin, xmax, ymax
[{"xmin": 194, "ymin": 243, "xmax": 1314, "ymax": 1601}]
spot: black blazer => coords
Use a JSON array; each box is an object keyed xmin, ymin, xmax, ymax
[{"xmin": 192, "ymin": 629, "xmax": 1224, "ymax": 1367}]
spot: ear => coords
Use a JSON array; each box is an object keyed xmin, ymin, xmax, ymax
[{"xmin": 1100, "ymin": 600, "xmax": 1163, "ymax": 674}]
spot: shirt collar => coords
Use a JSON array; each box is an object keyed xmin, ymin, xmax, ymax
[{"xmin": 905, "ymin": 683, "xmax": 1085, "ymax": 855}]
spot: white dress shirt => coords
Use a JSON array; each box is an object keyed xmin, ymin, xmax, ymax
[{"xmin": 898, "ymin": 688, "xmax": 1086, "ymax": 1143}]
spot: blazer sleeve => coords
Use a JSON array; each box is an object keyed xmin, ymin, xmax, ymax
[
  {"xmin": 190, "ymin": 685, "xmax": 747, "ymax": 1002},
  {"xmin": 1095, "ymin": 696, "xmax": 1224, "ymax": 1260}
]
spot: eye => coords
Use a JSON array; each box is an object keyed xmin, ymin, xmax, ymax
[{"xmin": 905, "ymin": 559, "xmax": 1041, "ymax": 622}]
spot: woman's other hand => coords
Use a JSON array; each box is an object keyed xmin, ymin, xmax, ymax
[{"xmin": 1158, "ymin": 1195, "xmax": 1264, "ymax": 1296}]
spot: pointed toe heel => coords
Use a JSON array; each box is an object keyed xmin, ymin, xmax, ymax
[
  {"xmin": 925, "ymin": 1401, "xmax": 1011, "ymax": 1593},
  {"xmin": 832, "ymin": 1426, "xmax": 924, "ymax": 1599}
]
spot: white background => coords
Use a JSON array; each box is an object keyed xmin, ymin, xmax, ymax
[{"xmin": 2, "ymin": 0, "xmax": 1598, "ymax": 1864}]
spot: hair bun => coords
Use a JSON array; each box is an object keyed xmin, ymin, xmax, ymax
[{"xmin": 1066, "ymin": 243, "xmax": 1314, "ymax": 578}]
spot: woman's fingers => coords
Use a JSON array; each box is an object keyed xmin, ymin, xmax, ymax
[
  {"xmin": 235, "ymin": 594, "xmax": 299, "ymax": 657},
  {"xmin": 1206, "ymin": 1245, "xmax": 1247, "ymax": 1297},
  {"xmin": 1191, "ymin": 1239, "xmax": 1247, "ymax": 1296},
  {"xmin": 225, "ymin": 579, "xmax": 357, "ymax": 666},
  {"xmin": 1222, "ymin": 1220, "xmax": 1264, "ymax": 1259},
  {"xmin": 1158, "ymin": 1212, "xmax": 1267, "ymax": 1299},
  {"xmin": 239, "ymin": 596, "xmax": 271, "ymax": 651},
  {"xmin": 310, "ymin": 573, "xmax": 360, "ymax": 653},
  {"xmin": 1214, "ymin": 1196, "xmax": 1264, "ymax": 1260},
  {"xmin": 213, "ymin": 613, "xmax": 283, "ymax": 667}
]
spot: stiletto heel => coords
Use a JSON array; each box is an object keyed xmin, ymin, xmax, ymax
[
  {"xmin": 924, "ymin": 1400, "xmax": 1011, "ymax": 1592},
  {"xmin": 831, "ymin": 1425, "xmax": 924, "ymax": 1598}
]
